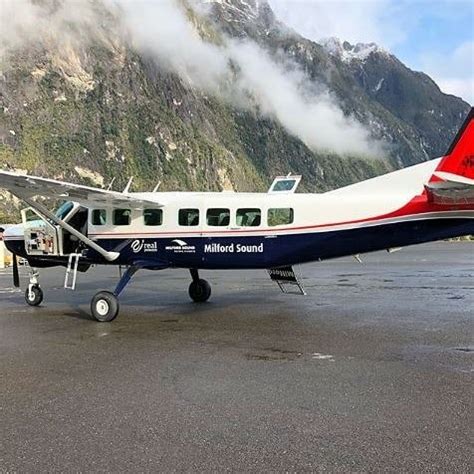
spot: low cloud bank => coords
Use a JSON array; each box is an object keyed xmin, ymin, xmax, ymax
[{"xmin": 0, "ymin": 0, "xmax": 385, "ymax": 157}]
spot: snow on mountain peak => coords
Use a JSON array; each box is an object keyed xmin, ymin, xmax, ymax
[{"xmin": 320, "ymin": 37, "xmax": 389, "ymax": 63}]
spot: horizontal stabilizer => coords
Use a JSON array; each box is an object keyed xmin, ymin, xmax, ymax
[
  {"xmin": 426, "ymin": 172, "xmax": 474, "ymax": 205},
  {"xmin": 433, "ymin": 172, "xmax": 474, "ymax": 186}
]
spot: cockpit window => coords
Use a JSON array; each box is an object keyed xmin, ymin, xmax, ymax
[
  {"xmin": 55, "ymin": 201, "xmax": 74, "ymax": 220},
  {"xmin": 92, "ymin": 209, "xmax": 107, "ymax": 226}
]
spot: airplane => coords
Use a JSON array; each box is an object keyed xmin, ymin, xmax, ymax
[{"xmin": 0, "ymin": 107, "xmax": 473, "ymax": 322}]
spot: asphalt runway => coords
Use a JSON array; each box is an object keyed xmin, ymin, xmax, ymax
[{"xmin": 0, "ymin": 242, "xmax": 473, "ymax": 471}]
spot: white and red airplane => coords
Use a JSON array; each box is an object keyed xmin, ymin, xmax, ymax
[{"xmin": 1, "ymin": 108, "xmax": 473, "ymax": 321}]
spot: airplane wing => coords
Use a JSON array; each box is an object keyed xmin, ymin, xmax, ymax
[
  {"xmin": 0, "ymin": 170, "xmax": 162, "ymax": 208},
  {"xmin": 425, "ymin": 172, "xmax": 474, "ymax": 205}
]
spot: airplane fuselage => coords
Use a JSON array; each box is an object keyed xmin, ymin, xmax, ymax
[
  {"xmin": 2, "ymin": 107, "xmax": 474, "ymax": 321},
  {"xmin": 4, "ymin": 159, "xmax": 474, "ymax": 270}
]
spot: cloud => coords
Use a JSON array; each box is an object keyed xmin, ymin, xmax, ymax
[
  {"xmin": 268, "ymin": 0, "xmax": 474, "ymax": 104},
  {"xmin": 436, "ymin": 79, "xmax": 473, "ymax": 105},
  {"xmin": 228, "ymin": 41, "xmax": 379, "ymax": 155},
  {"xmin": 419, "ymin": 41, "xmax": 474, "ymax": 104},
  {"xmin": 110, "ymin": 0, "xmax": 382, "ymax": 156},
  {"xmin": 0, "ymin": 0, "xmax": 100, "ymax": 55},
  {"xmin": 268, "ymin": 0, "xmax": 409, "ymax": 49},
  {"xmin": 0, "ymin": 0, "xmax": 383, "ymax": 157},
  {"xmin": 110, "ymin": 0, "xmax": 230, "ymax": 92}
]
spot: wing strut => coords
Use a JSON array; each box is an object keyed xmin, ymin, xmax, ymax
[{"xmin": 18, "ymin": 194, "xmax": 120, "ymax": 262}]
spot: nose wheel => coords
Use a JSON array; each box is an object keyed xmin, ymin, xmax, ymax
[
  {"xmin": 25, "ymin": 268, "xmax": 43, "ymax": 306},
  {"xmin": 189, "ymin": 269, "xmax": 211, "ymax": 303},
  {"xmin": 25, "ymin": 285, "xmax": 43, "ymax": 306}
]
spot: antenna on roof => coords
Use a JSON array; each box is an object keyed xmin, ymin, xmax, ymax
[
  {"xmin": 106, "ymin": 177, "xmax": 116, "ymax": 191},
  {"xmin": 152, "ymin": 181, "xmax": 161, "ymax": 193},
  {"xmin": 123, "ymin": 177, "xmax": 133, "ymax": 193}
]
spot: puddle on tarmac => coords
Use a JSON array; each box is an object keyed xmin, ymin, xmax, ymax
[
  {"xmin": 246, "ymin": 347, "xmax": 303, "ymax": 361},
  {"xmin": 245, "ymin": 347, "xmax": 337, "ymax": 362},
  {"xmin": 453, "ymin": 347, "xmax": 474, "ymax": 353}
]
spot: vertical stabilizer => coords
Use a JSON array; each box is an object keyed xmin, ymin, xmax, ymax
[{"xmin": 430, "ymin": 108, "xmax": 474, "ymax": 183}]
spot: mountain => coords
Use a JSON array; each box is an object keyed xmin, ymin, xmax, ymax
[
  {"xmin": 320, "ymin": 37, "xmax": 469, "ymax": 165},
  {"xmin": 0, "ymin": 0, "xmax": 470, "ymax": 222},
  {"xmin": 209, "ymin": 0, "xmax": 469, "ymax": 166}
]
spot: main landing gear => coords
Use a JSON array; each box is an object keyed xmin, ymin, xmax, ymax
[
  {"xmin": 90, "ymin": 265, "xmax": 139, "ymax": 322},
  {"xmin": 89, "ymin": 268, "xmax": 212, "ymax": 322},
  {"xmin": 91, "ymin": 291, "xmax": 120, "ymax": 323},
  {"xmin": 25, "ymin": 269, "xmax": 43, "ymax": 307},
  {"xmin": 22, "ymin": 265, "xmax": 212, "ymax": 322}
]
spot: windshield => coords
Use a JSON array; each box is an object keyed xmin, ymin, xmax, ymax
[{"xmin": 55, "ymin": 201, "xmax": 74, "ymax": 219}]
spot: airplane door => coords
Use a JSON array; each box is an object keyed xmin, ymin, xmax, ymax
[
  {"xmin": 61, "ymin": 206, "xmax": 88, "ymax": 255},
  {"xmin": 21, "ymin": 207, "xmax": 59, "ymax": 257}
]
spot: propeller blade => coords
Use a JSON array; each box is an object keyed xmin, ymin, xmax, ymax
[{"xmin": 12, "ymin": 254, "xmax": 20, "ymax": 288}]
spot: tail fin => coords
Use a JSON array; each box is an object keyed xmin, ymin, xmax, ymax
[{"xmin": 430, "ymin": 107, "xmax": 474, "ymax": 183}]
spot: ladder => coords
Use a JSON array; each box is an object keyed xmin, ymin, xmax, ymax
[
  {"xmin": 64, "ymin": 253, "xmax": 81, "ymax": 290},
  {"xmin": 267, "ymin": 265, "xmax": 306, "ymax": 295}
]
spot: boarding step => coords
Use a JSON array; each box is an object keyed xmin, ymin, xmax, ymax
[
  {"xmin": 267, "ymin": 265, "xmax": 306, "ymax": 295},
  {"xmin": 64, "ymin": 253, "xmax": 81, "ymax": 290}
]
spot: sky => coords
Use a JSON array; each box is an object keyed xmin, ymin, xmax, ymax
[{"xmin": 268, "ymin": 0, "xmax": 474, "ymax": 104}]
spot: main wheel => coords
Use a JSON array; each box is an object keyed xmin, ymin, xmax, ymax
[
  {"xmin": 25, "ymin": 285, "xmax": 43, "ymax": 306},
  {"xmin": 91, "ymin": 291, "xmax": 119, "ymax": 322},
  {"xmin": 189, "ymin": 279, "xmax": 211, "ymax": 303}
]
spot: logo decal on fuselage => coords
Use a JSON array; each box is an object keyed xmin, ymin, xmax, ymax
[
  {"xmin": 204, "ymin": 243, "xmax": 264, "ymax": 253},
  {"xmin": 165, "ymin": 239, "xmax": 196, "ymax": 253},
  {"xmin": 131, "ymin": 239, "xmax": 158, "ymax": 253}
]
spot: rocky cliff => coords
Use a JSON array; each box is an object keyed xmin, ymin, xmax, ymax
[{"xmin": 0, "ymin": 0, "xmax": 470, "ymax": 221}]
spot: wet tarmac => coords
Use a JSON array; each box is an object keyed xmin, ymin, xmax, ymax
[{"xmin": 0, "ymin": 242, "xmax": 473, "ymax": 471}]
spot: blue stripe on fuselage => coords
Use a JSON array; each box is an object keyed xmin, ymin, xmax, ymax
[{"xmin": 4, "ymin": 218, "xmax": 474, "ymax": 269}]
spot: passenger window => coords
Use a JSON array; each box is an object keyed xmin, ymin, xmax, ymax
[
  {"xmin": 268, "ymin": 208, "xmax": 294, "ymax": 226},
  {"xmin": 179, "ymin": 208, "xmax": 199, "ymax": 226},
  {"xmin": 236, "ymin": 208, "xmax": 261, "ymax": 227},
  {"xmin": 113, "ymin": 209, "xmax": 131, "ymax": 226},
  {"xmin": 144, "ymin": 209, "xmax": 163, "ymax": 226},
  {"xmin": 92, "ymin": 209, "xmax": 107, "ymax": 226},
  {"xmin": 207, "ymin": 208, "xmax": 230, "ymax": 227}
]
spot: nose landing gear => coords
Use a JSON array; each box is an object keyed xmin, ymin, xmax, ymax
[
  {"xmin": 25, "ymin": 285, "xmax": 43, "ymax": 306},
  {"xmin": 189, "ymin": 269, "xmax": 211, "ymax": 303},
  {"xmin": 25, "ymin": 269, "xmax": 43, "ymax": 307}
]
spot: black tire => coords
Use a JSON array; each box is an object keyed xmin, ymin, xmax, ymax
[
  {"xmin": 91, "ymin": 291, "xmax": 119, "ymax": 322},
  {"xmin": 25, "ymin": 285, "xmax": 43, "ymax": 306},
  {"xmin": 189, "ymin": 279, "xmax": 211, "ymax": 303}
]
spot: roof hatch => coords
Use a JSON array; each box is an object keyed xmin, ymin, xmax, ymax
[{"xmin": 267, "ymin": 175, "xmax": 302, "ymax": 194}]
